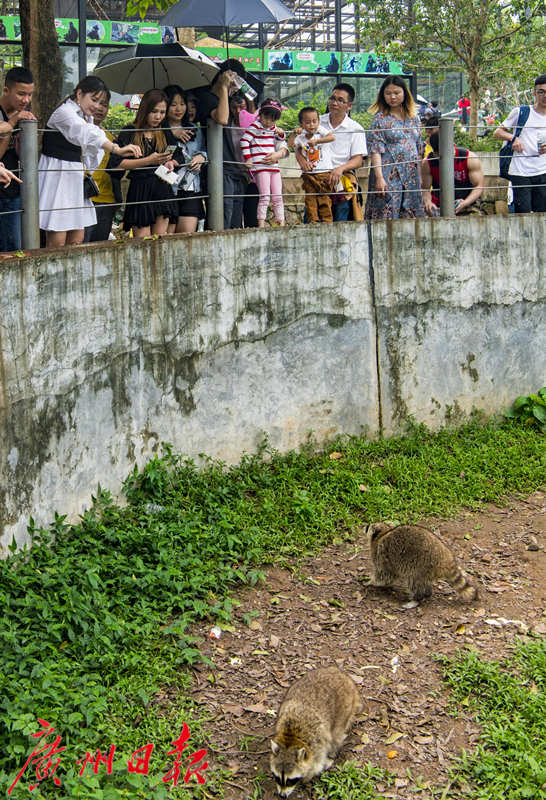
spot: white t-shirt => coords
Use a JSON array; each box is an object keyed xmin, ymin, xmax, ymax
[
  {"xmin": 319, "ymin": 113, "xmax": 367, "ymax": 168},
  {"xmin": 294, "ymin": 124, "xmax": 334, "ymax": 172},
  {"xmin": 503, "ymin": 106, "xmax": 546, "ymax": 177}
]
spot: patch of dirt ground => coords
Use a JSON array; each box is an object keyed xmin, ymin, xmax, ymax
[{"xmin": 186, "ymin": 492, "xmax": 546, "ymax": 799}]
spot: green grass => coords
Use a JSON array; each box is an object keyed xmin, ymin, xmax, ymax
[
  {"xmin": 440, "ymin": 639, "xmax": 546, "ymax": 800},
  {"xmin": 0, "ymin": 417, "xmax": 544, "ymax": 798},
  {"xmin": 313, "ymin": 761, "xmax": 393, "ymax": 799}
]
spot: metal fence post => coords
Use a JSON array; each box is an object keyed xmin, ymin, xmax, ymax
[
  {"xmin": 439, "ymin": 117, "xmax": 455, "ymax": 218},
  {"xmin": 207, "ymin": 117, "xmax": 224, "ymax": 231},
  {"xmin": 20, "ymin": 119, "xmax": 40, "ymax": 251}
]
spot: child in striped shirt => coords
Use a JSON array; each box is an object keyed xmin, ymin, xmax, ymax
[{"xmin": 240, "ymin": 98, "xmax": 288, "ymax": 227}]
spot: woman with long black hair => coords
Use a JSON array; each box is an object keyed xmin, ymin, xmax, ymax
[
  {"xmin": 109, "ymin": 88, "xmax": 178, "ymax": 238},
  {"xmin": 163, "ymin": 84, "xmax": 207, "ymax": 234}
]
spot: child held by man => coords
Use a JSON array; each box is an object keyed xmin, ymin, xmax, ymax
[
  {"xmin": 292, "ymin": 106, "xmax": 335, "ymax": 223},
  {"xmin": 239, "ymin": 98, "xmax": 288, "ymax": 227}
]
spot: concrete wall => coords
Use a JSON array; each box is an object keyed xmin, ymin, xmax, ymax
[{"xmin": 1, "ymin": 214, "xmax": 544, "ymax": 551}]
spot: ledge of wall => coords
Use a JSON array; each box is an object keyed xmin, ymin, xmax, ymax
[{"xmin": 0, "ymin": 215, "xmax": 544, "ymax": 551}]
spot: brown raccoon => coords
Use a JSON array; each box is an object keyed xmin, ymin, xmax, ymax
[
  {"xmin": 368, "ymin": 522, "xmax": 477, "ymax": 602},
  {"xmin": 270, "ymin": 666, "xmax": 361, "ymax": 797}
]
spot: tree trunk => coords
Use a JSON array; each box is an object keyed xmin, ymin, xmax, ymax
[
  {"xmin": 19, "ymin": 0, "xmax": 63, "ymax": 127},
  {"xmin": 469, "ymin": 80, "xmax": 480, "ymax": 142}
]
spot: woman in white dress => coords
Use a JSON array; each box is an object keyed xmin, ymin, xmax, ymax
[{"xmin": 38, "ymin": 76, "xmax": 141, "ymax": 247}]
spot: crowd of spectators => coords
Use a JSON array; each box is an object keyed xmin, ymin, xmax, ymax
[{"xmin": 1, "ymin": 63, "xmax": 546, "ymax": 253}]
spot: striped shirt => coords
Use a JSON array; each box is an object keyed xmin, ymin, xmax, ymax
[{"xmin": 239, "ymin": 119, "xmax": 288, "ymax": 173}]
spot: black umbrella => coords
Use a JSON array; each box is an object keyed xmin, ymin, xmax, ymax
[
  {"xmin": 161, "ymin": 0, "xmax": 294, "ymax": 26},
  {"xmin": 93, "ymin": 43, "xmax": 219, "ymax": 94},
  {"xmin": 160, "ymin": 0, "xmax": 294, "ymax": 54}
]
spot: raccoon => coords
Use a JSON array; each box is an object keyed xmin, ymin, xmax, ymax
[
  {"xmin": 270, "ymin": 666, "xmax": 361, "ymax": 797},
  {"xmin": 368, "ymin": 522, "xmax": 477, "ymax": 602}
]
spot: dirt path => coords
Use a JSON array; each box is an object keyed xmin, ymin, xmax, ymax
[{"xmin": 187, "ymin": 492, "xmax": 546, "ymax": 799}]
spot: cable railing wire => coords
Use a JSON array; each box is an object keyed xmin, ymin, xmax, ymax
[{"xmin": 4, "ymin": 118, "xmax": 545, "ymax": 234}]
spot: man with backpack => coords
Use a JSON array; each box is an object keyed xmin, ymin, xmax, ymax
[{"xmin": 493, "ymin": 75, "xmax": 546, "ymax": 213}]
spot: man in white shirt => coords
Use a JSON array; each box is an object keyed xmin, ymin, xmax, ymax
[
  {"xmin": 319, "ymin": 83, "xmax": 367, "ymax": 221},
  {"xmin": 494, "ymin": 74, "xmax": 546, "ymax": 213}
]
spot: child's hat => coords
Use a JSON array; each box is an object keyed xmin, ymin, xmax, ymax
[{"xmin": 260, "ymin": 99, "xmax": 283, "ymax": 113}]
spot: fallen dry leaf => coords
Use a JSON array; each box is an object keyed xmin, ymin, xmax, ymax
[
  {"xmin": 223, "ymin": 703, "xmax": 245, "ymax": 717},
  {"xmin": 487, "ymin": 582, "xmax": 510, "ymax": 593},
  {"xmin": 329, "ymin": 452, "xmax": 343, "ymax": 460},
  {"xmin": 455, "ymin": 623, "xmax": 466, "ymax": 635},
  {"xmin": 532, "ymin": 621, "xmax": 546, "ymax": 635},
  {"xmin": 243, "ymin": 702, "xmax": 269, "ymax": 714},
  {"xmin": 384, "ymin": 731, "xmax": 405, "ymax": 745}
]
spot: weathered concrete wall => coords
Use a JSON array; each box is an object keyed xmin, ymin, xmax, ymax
[
  {"xmin": 370, "ymin": 215, "xmax": 545, "ymax": 434},
  {"xmin": 1, "ymin": 215, "xmax": 544, "ymax": 551}
]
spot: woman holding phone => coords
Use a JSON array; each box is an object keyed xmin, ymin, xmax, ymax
[
  {"xmin": 163, "ymin": 84, "xmax": 207, "ymax": 233},
  {"xmin": 108, "ymin": 88, "xmax": 177, "ymax": 238}
]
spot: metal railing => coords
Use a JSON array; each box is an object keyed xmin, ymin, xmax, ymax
[{"xmin": 7, "ymin": 115, "xmax": 546, "ymax": 250}]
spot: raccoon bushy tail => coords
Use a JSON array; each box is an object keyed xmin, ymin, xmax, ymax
[{"xmin": 444, "ymin": 562, "xmax": 477, "ymax": 602}]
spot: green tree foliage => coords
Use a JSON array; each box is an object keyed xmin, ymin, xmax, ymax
[
  {"xmin": 105, "ymin": 104, "xmax": 134, "ymax": 134},
  {"xmin": 127, "ymin": 0, "xmax": 177, "ymax": 17},
  {"xmin": 356, "ymin": 0, "xmax": 546, "ymax": 138}
]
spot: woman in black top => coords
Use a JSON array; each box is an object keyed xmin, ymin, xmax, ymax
[
  {"xmin": 163, "ymin": 84, "xmax": 207, "ymax": 233},
  {"xmin": 109, "ymin": 89, "xmax": 178, "ymax": 237}
]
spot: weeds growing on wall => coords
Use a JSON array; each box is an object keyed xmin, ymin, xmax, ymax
[{"xmin": 0, "ymin": 418, "xmax": 544, "ymax": 798}]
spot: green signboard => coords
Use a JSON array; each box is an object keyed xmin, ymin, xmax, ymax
[
  {"xmin": 199, "ymin": 46, "xmax": 264, "ymax": 70},
  {"xmin": 342, "ymin": 52, "xmax": 403, "ymax": 74},
  {"xmin": 0, "ymin": 17, "xmax": 404, "ymax": 75},
  {"xmin": 0, "ymin": 15, "xmax": 166, "ymax": 45},
  {"xmin": 200, "ymin": 46, "xmax": 403, "ymax": 75},
  {"xmin": 0, "ymin": 16, "xmax": 20, "ymax": 40}
]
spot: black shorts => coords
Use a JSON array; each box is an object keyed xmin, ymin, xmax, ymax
[{"xmin": 169, "ymin": 190, "xmax": 205, "ymax": 222}]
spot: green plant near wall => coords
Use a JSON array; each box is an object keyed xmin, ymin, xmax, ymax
[
  {"xmin": 105, "ymin": 104, "xmax": 135, "ymax": 135},
  {"xmin": 505, "ymin": 388, "xmax": 546, "ymax": 432},
  {"xmin": 454, "ymin": 128, "xmax": 502, "ymax": 151},
  {"xmin": 279, "ymin": 92, "xmax": 329, "ymax": 132}
]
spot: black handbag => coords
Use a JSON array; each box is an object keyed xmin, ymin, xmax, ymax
[{"xmin": 83, "ymin": 174, "xmax": 100, "ymax": 199}]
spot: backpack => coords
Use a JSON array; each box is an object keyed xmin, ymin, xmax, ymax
[{"xmin": 499, "ymin": 105, "xmax": 530, "ymax": 179}]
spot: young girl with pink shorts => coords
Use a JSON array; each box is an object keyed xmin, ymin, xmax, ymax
[{"xmin": 239, "ymin": 98, "xmax": 288, "ymax": 227}]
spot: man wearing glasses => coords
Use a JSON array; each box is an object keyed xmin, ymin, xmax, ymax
[
  {"xmin": 494, "ymin": 75, "xmax": 546, "ymax": 213},
  {"xmin": 320, "ymin": 83, "xmax": 367, "ymax": 221}
]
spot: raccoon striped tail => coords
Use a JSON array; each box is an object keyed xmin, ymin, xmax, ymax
[{"xmin": 445, "ymin": 566, "xmax": 477, "ymax": 602}]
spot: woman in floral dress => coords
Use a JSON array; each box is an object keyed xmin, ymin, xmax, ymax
[{"xmin": 365, "ymin": 76, "xmax": 426, "ymax": 220}]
